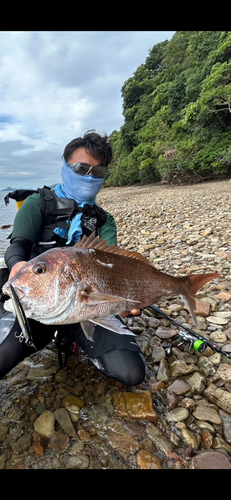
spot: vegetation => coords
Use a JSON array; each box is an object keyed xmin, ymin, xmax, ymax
[{"xmin": 106, "ymin": 31, "xmax": 231, "ymax": 186}]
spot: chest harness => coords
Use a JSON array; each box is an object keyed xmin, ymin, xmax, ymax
[{"xmin": 4, "ymin": 186, "xmax": 108, "ymax": 254}]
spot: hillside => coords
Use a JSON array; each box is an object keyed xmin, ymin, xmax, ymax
[{"xmin": 107, "ymin": 31, "xmax": 231, "ymax": 186}]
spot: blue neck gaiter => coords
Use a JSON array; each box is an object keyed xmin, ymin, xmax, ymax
[{"xmin": 54, "ymin": 159, "xmax": 105, "ymax": 244}]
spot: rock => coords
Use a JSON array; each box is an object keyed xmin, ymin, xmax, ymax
[
  {"xmin": 219, "ymin": 410, "xmax": 231, "ymax": 443},
  {"xmin": 213, "ymin": 436, "xmax": 231, "ymax": 455},
  {"xmin": 168, "ymin": 379, "xmax": 192, "ymax": 395},
  {"xmin": 215, "ymin": 292, "xmax": 231, "ymax": 300},
  {"xmin": 146, "ymin": 422, "xmax": 173, "ymax": 453},
  {"xmin": 48, "ymin": 431, "xmax": 69, "ymax": 453},
  {"xmin": 34, "ymin": 410, "xmax": 55, "ymax": 438},
  {"xmin": 137, "ymin": 450, "xmax": 162, "ymax": 469},
  {"xmin": 157, "ymin": 359, "xmax": 169, "ymax": 382},
  {"xmin": 152, "ymin": 347, "xmax": 166, "ymax": 362},
  {"xmin": 0, "ymin": 424, "xmax": 8, "ymax": 442},
  {"xmin": 190, "ymin": 451, "xmax": 231, "ymax": 469},
  {"xmin": 181, "ymin": 428, "xmax": 199, "ymax": 450},
  {"xmin": 170, "ymin": 359, "xmax": 198, "ymax": 378},
  {"xmin": 197, "ymin": 356, "xmax": 216, "ymax": 376},
  {"xmin": 192, "ymin": 406, "xmax": 222, "ymax": 425},
  {"xmin": 65, "ymin": 454, "xmax": 90, "ymax": 469},
  {"xmin": 113, "ymin": 391, "xmax": 158, "ymax": 422},
  {"xmin": 54, "ymin": 408, "xmax": 78, "ymax": 439},
  {"xmin": 206, "ymin": 316, "xmax": 229, "ymax": 325},
  {"xmin": 11, "ymin": 434, "xmax": 32, "ymax": 454},
  {"xmin": 210, "ymin": 331, "xmax": 227, "ymax": 343},
  {"xmin": 166, "ymin": 390, "xmax": 178, "ymax": 409},
  {"xmin": 166, "ymin": 407, "xmax": 189, "ymax": 423},
  {"xmin": 201, "ymin": 429, "xmax": 213, "ymax": 449},
  {"xmin": 216, "ymin": 363, "xmax": 231, "ymax": 382},
  {"xmin": 54, "ymin": 369, "xmax": 68, "ymax": 383},
  {"xmin": 183, "ymin": 372, "xmax": 207, "ymax": 394},
  {"xmin": 27, "ymin": 365, "xmax": 57, "ymax": 380},
  {"xmin": 105, "ymin": 421, "xmax": 142, "ymax": 460},
  {"xmin": 204, "ymin": 384, "xmax": 231, "ymax": 413},
  {"xmin": 62, "ymin": 395, "xmax": 85, "ymax": 409},
  {"xmin": 195, "ymin": 300, "xmax": 211, "ymax": 316}
]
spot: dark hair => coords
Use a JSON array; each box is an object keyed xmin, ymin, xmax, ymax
[{"xmin": 63, "ymin": 130, "xmax": 113, "ymax": 167}]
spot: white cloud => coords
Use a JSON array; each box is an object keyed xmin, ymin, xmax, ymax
[{"xmin": 0, "ymin": 31, "xmax": 175, "ymax": 189}]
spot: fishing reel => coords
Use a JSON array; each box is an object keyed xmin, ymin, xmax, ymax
[{"xmin": 165, "ymin": 330, "xmax": 207, "ymax": 356}]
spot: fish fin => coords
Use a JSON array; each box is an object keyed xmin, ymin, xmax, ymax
[
  {"xmin": 80, "ymin": 290, "xmax": 141, "ymax": 305},
  {"xmin": 80, "ymin": 320, "xmax": 96, "ymax": 341},
  {"xmin": 88, "ymin": 316, "xmax": 136, "ymax": 336},
  {"xmin": 180, "ymin": 272, "xmax": 220, "ymax": 326},
  {"xmin": 80, "ymin": 316, "xmax": 136, "ymax": 340},
  {"xmin": 74, "ymin": 231, "xmax": 153, "ymax": 265}
]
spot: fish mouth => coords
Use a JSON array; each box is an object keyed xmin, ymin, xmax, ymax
[{"xmin": 3, "ymin": 281, "xmax": 77, "ymax": 325}]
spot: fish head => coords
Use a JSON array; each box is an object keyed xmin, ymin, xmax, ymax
[{"xmin": 3, "ymin": 248, "xmax": 79, "ymax": 323}]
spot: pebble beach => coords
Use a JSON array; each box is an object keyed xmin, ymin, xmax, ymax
[{"xmin": 1, "ymin": 179, "xmax": 231, "ymax": 469}]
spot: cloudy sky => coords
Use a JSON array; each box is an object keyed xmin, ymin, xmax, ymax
[{"xmin": 0, "ymin": 31, "xmax": 175, "ymax": 190}]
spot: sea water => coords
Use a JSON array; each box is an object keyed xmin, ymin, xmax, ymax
[{"xmin": 0, "ymin": 191, "xmax": 17, "ymax": 259}]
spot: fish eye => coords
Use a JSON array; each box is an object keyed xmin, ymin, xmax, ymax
[{"xmin": 33, "ymin": 264, "xmax": 47, "ymax": 275}]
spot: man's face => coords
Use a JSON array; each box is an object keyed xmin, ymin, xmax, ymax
[{"xmin": 68, "ymin": 147, "xmax": 101, "ymax": 169}]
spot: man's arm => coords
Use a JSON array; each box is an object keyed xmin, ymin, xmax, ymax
[{"xmin": 4, "ymin": 237, "xmax": 33, "ymax": 278}]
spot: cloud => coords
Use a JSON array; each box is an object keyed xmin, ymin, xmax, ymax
[{"xmin": 0, "ymin": 31, "xmax": 175, "ymax": 189}]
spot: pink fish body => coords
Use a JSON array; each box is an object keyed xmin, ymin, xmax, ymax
[{"xmin": 3, "ymin": 233, "xmax": 220, "ymax": 326}]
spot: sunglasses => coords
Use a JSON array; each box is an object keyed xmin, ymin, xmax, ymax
[{"xmin": 67, "ymin": 162, "xmax": 107, "ymax": 178}]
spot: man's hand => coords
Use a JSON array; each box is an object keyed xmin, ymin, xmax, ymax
[
  {"xmin": 121, "ymin": 308, "xmax": 140, "ymax": 317},
  {"xmin": 9, "ymin": 261, "xmax": 27, "ymax": 280}
]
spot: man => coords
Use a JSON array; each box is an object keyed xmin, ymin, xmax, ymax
[{"xmin": 0, "ymin": 131, "xmax": 146, "ymax": 385}]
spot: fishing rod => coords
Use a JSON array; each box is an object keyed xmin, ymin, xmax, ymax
[{"xmin": 148, "ymin": 304, "xmax": 231, "ymax": 360}]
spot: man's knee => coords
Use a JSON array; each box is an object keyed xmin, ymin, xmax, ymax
[{"xmin": 96, "ymin": 349, "xmax": 146, "ymax": 386}]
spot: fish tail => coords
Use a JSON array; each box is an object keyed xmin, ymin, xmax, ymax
[{"xmin": 179, "ymin": 272, "xmax": 220, "ymax": 326}]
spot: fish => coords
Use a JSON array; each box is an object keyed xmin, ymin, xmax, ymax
[{"xmin": 3, "ymin": 232, "xmax": 220, "ymax": 338}]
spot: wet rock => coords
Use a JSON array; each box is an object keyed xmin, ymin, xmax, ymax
[
  {"xmin": 113, "ymin": 391, "xmax": 158, "ymax": 422},
  {"xmin": 48, "ymin": 431, "xmax": 69, "ymax": 453},
  {"xmin": 192, "ymin": 405, "xmax": 221, "ymax": 425},
  {"xmin": 105, "ymin": 421, "xmax": 142, "ymax": 460},
  {"xmin": 219, "ymin": 410, "xmax": 231, "ymax": 443},
  {"xmin": 54, "ymin": 369, "xmax": 68, "ymax": 383},
  {"xmin": 181, "ymin": 428, "xmax": 199, "ymax": 450},
  {"xmin": 54, "ymin": 408, "xmax": 78, "ymax": 439},
  {"xmin": 0, "ymin": 453, "xmax": 6, "ymax": 469},
  {"xmin": 62, "ymin": 395, "xmax": 85, "ymax": 409},
  {"xmin": 189, "ymin": 451, "xmax": 231, "ymax": 469},
  {"xmin": 27, "ymin": 365, "xmax": 57, "ymax": 380},
  {"xmin": 201, "ymin": 429, "xmax": 213, "ymax": 449},
  {"xmin": 166, "ymin": 407, "xmax": 189, "ymax": 423},
  {"xmin": 166, "ymin": 390, "xmax": 178, "ymax": 409},
  {"xmin": 65, "ymin": 454, "xmax": 90, "ymax": 469},
  {"xmin": 0, "ymin": 424, "xmax": 8, "ymax": 442},
  {"xmin": 34, "ymin": 410, "xmax": 55, "ymax": 438},
  {"xmin": 11, "ymin": 434, "xmax": 32, "ymax": 454},
  {"xmin": 137, "ymin": 450, "xmax": 162, "ymax": 469},
  {"xmin": 146, "ymin": 422, "xmax": 173, "ymax": 453},
  {"xmin": 213, "ymin": 436, "xmax": 231, "ymax": 454}
]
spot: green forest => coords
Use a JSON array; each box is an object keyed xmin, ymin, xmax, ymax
[{"xmin": 106, "ymin": 31, "xmax": 231, "ymax": 186}]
